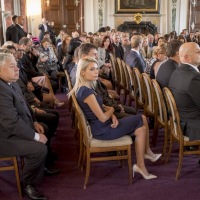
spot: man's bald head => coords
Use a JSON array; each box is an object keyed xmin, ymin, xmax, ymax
[{"xmin": 179, "ymin": 42, "xmax": 200, "ymax": 66}]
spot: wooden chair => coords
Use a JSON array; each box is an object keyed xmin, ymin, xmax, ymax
[
  {"xmin": 0, "ymin": 156, "xmax": 22, "ymax": 197},
  {"xmin": 126, "ymin": 64, "xmax": 136, "ymax": 107},
  {"xmin": 72, "ymin": 94, "xmax": 133, "ymax": 189},
  {"xmin": 65, "ymin": 70, "xmax": 83, "ymax": 168},
  {"xmin": 116, "ymin": 57, "xmax": 127, "ymax": 100},
  {"xmin": 151, "ymin": 80, "xmax": 169, "ymax": 154},
  {"xmin": 141, "ymin": 73, "xmax": 154, "ymax": 118},
  {"xmin": 121, "ymin": 60, "xmax": 130, "ymax": 104},
  {"xmin": 163, "ymin": 87, "xmax": 200, "ymax": 180},
  {"xmin": 57, "ymin": 71, "xmax": 66, "ymax": 93},
  {"xmin": 133, "ymin": 68, "xmax": 145, "ymax": 112},
  {"xmin": 110, "ymin": 54, "xmax": 121, "ymax": 92}
]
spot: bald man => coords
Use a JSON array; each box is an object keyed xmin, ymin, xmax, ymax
[{"xmin": 168, "ymin": 42, "xmax": 200, "ymax": 141}]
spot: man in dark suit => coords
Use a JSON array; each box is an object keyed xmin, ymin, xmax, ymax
[
  {"xmin": 125, "ymin": 34, "xmax": 146, "ymax": 73},
  {"xmin": 10, "ymin": 15, "xmax": 27, "ymax": 43},
  {"xmin": 0, "ymin": 53, "xmax": 48, "ymax": 200},
  {"xmin": 156, "ymin": 40, "xmax": 182, "ymax": 89},
  {"xmin": 6, "ymin": 15, "xmax": 18, "ymax": 41},
  {"xmin": 168, "ymin": 42, "xmax": 200, "ymax": 141},
  {"xmin": 112, "ymin": 33, "xmax": 124, "ymax": 59},
  {"xmin": 38, "ymin": 18, "xmax": 55, "ymax": 45}
]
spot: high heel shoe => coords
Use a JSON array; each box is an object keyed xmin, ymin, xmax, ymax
[
  {"xmin": 144, "ymin": 154, "xmax": 162, "ymax": 162},
  {"xmin": 133, "ymin": 164, "xmax": 157, "ymax": 180}
]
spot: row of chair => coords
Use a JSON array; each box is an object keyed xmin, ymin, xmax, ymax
[{"xmin": 110, "ymin": 56, "xmax": 200, "ymax": 180}]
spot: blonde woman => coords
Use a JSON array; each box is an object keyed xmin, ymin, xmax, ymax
[{"xmin": 69, "ymin": 56, "xmax": 161, "ymax": 180}]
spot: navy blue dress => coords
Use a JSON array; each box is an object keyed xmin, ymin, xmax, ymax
[{"xmin": 76, "ymin": 86, "xmax": 143, "ymax": 140}]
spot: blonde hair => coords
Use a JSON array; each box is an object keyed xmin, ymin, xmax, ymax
[{"xmin": 68, "ymin": 56, "xmax": 98, "ymax": 96}]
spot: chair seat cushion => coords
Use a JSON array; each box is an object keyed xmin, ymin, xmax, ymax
[{"xmin": 89, "ymin": 135, "xmax": 133, "ymax": 148}]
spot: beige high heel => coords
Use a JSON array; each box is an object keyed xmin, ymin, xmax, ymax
[
  {"xmin": 133, "ymin": 164, "xmax": 157, "ymax": 180},
  {"xmin": 144, "ymin": 154, "xmax": 162, "ymax": 162}
]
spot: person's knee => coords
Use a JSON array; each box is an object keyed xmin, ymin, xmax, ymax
[{"xmin": 40, "ymin": 144, "xmax": 48, "ymax": 159}]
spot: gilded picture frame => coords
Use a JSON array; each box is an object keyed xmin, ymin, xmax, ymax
[{"xmin": 115, "ymin": 0, "xmax": 160, "ymax": 14}]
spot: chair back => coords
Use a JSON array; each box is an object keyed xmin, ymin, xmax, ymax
[
  {"xmin": 163, "ymin": 87, "xmax": 182, "ymax": 141},
  {"xmin": 133, "ymin": 68, "xmax": 144, "ymax": 110},
  {"xmin": 121, "ymin": 60, "xmax": 130, "ymax": 91},
  {"xmin": 116, "ymin": 57, "xmax": 126, "ymax": 87},
  {"xmin": 152, "ymin": 79, "xmax": 167, "ymax": 125},
  {"xmin": 142, "ymin": 73, "xmax": 154, "ymax": 114},
  {"xmin": 65, "ymin": 70, "xmax": 73, "ymax": 91},
  {"xmin": 126, "ymin": 64, "xmax": 135, "ymax": 96},
  {"xmin": 71, "ymin": 93, "xmax": 93, "ymax": 147}
]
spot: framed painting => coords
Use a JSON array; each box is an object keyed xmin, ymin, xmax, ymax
[{"xmin": 115, "ymin": 0, "xmax": 160, "ymax": 14}]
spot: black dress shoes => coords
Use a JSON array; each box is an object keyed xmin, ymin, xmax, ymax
[
  {"xmin": 44, "ymin": 167, "xmax": 60, "ymax": 176},
  {"xmin": 25, "ymin": 185, "xmax": 47, "ymax": 200}
]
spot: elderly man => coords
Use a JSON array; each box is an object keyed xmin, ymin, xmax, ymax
[
  {"xmin": 169, "ymin": 42, "xmax": 200, "ymax": 141},
  {"xmin": 0, "ymin": 53, "xmax": 48, "ymax": 200}
]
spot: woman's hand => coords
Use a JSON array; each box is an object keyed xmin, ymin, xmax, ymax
[{"xmin": 111, "ymin": 114, "xmax": 119, "ymax": 128}]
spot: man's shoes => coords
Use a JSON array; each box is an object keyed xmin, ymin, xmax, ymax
[
  {"xmin": 25, "ymin": 185, "xmax": 47, "ymax": 200},
  {"xmin": 44, "ymin": 167, "xmax": 60, "ymax": 176}
]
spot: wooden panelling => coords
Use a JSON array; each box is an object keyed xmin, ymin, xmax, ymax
[{"xmin": 42, "ymin": 0, "xmax": 84, "ymax": 35}]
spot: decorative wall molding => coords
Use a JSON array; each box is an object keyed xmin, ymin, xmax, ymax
[
  {"xmin": 98, "ymin": 0, "xmax": 103, "ymax": 27},
  {"xmin": 172, "ymin": 0, "xmax": 177, "ymax": 31}
]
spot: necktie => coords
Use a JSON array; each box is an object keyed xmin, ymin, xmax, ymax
[{"xmin": 11, "ymin": 84, "xmax": 32, "ymax": 118}]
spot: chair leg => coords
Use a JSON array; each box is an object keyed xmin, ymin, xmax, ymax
[
  {"xmin": 127, "ymin": 146, "xmax": 132, "ymax": 184},
  {"xmin": 175, "ymin": 144, "xmax": 184, "ymax": 180},
  {"xmin": 151, "ymin": 120, "xmax": 159, "ymax": 147},
  {"xmin": 162, "ymin": 126, "xmax": 169, "ymax": 161},
  {"xmin": 166, "ymin": 134, "xmax": 173, "ymax": 164},
  {"xmin": 13, "ymin": 157, "xmax": 22, "ymax": 198},
  {"xmin": 78, "ymin": 132, "xmax": 83, "ymax": 169},
  {"xmin": 84, "ymin": 153, "xmax": 91, "ymax": 189}
]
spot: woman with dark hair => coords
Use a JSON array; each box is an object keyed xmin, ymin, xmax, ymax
[
  {"xmin": 57, "ymin": 35, "xmax": 71, "ymax": 67},
  {"xmin": 97, "ymin": 36, "xmax": 113, "ymax": 79}
]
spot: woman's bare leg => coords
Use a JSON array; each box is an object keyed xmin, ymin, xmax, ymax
[
  {"xmin": 141, "ymin": 115, "xmax": 157, "ymax": 158},
  {"xmin": 134, "ymin": 125, "xmax": 150, "ymax": 176}
]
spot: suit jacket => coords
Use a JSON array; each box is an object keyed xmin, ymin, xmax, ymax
[
  {"xmin": 10, "ymin": 24, "xmax": 27, "ymax": 43},
  {"xmin": 168, "ymin": 64, "xmax": 200, "ymax": 140},
  {"xmin": 156, "ymin": 59, "xmax": 179, "ymax": 89},
  {"xmin": 0, "ymin": 79, "xmax": 35, "ymax": 141},
  {"xmin": 123, "ymin": 44, "xmax": 131, "ymax": 61},
  {"xmin": 5, "ymin": 24, "xmax": 15, "ymax": 41},
  {"xmin": 112, "ymin": 43, "xmax": 124, "ymax": 60},
  {"xmin": 125, "ymin": 50, "xmax": 146, "ymax": 73},
  {"xmin": 38, "ymin": 23, "xmax": 55, "ymax": 44}
]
